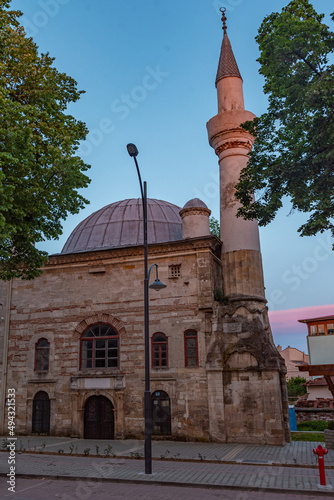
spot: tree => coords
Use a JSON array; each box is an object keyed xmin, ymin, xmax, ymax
[
  {"xmin": 235, "ymin": 0, "xmax": 334, "ymax": 245},
  {"xmin": 0, "ymin": 0, "xmax": 90, "ymax": 280},
  {"xmin": 286, "ymin": 376, "xmax": 307, "ymax": 400},
  {"xmin": 209, "ymin": 216, "xmax": 220, "ymax": 238}
]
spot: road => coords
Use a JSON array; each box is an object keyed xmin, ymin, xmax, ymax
[{"xmin": 0, "ymin": 478, "xmax": 332, "ymax": 500}]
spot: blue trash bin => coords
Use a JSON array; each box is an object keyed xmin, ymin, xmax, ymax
[{"xmin": 289, "ymin": 405, "xmax": 297, "ymax": 431}]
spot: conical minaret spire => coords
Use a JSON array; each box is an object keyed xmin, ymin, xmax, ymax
[
  {"xmin": 216, "ymin": 8, "xmax": 242, "ymax": 85},
  {"xmin": 214, "ymin": 9, "xmax": 245, "ymax": 113}
]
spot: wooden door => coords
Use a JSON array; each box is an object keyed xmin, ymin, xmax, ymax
[{"xmin": 84, "ymin": 396, "xmax": 114, "ymax": 439}]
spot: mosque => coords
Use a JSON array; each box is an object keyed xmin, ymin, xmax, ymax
[{"xmin": 0, "ymin": 13, "xmax": 290, "ymax": 445}]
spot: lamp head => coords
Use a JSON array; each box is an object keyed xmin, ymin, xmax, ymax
[
  {"xmin": 149, "ymin": 279, "xmax": 167, "ymax": 291},
  {"xmin": 126, "ymin": 143, "xmax": 139, "ymax": 157}
]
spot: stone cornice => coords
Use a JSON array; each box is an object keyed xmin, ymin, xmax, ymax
[
  {"xmin": 215, "ymin": 139, "xmax": 252, "ymax": 156},
  {"xmin": 179, "ymin": 207, "xmax": 211, "ymax": 218},
  {"xmin": 46, "ymin": 236, "xmax": 221, "ymax": 267}
]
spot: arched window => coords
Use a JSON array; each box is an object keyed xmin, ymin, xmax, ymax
[
  {"xmin": 184, "ymin": 330, "xmax": 198, "ymax": 367},
  {"xmin": 152, "ymin": 333, "xmax": 168, "ymax": 367},
  {"xmin": 32, "ymin": 391, "xmax": 50, "ymax": 434},
  {"xmin": 81, "ymin": 323, "xmax": 119, "ymax": 369},
  {"xmin": 35, "ymin": 338, "xmax": 50, "ymax": 372}
]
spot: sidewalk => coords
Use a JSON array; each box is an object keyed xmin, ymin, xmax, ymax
[{"xmin": 1, "ymin": 436, "xmax": 334, "ymax": 495}]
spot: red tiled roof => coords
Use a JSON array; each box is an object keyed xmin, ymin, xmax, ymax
[{"xmin": 305, "ymin": 377, "xmax": 334, "ymax": 386}]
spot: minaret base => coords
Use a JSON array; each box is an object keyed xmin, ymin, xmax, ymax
[{"xmin": 207, "ymin": 300, "xmax": 290, "ymax": 446}]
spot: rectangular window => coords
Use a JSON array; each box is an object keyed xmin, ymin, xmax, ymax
[
  {"xmin": 318, "ymin": 324, "xmax": 325, "ymax": 335},
  {"xmin": 310, "ymin": 325, "xmax": 317, "ymax": 336},
  {"xmin": 160, "ymin": 345, "xmax": 167, "ymax": 366},
  {"xmin": 42, "ymin": 353, "xmax": 49, "ymax": 371},
  {"xmin": 152, "ymin": 333, "xmax": 168, "ymax": 367},
  {"xmin": 81, "ymin": 340, "xmax": 93, "ymax": 368},
  {"xmin": 108, "ymin": 339, "xmax": 118, "ymax": 367},
  {"xmin": 80, "ymin": 323, "xmax": 119, "ymax": 370},
  {"xmin": 327, "ymin": 323, "xmax": 334, "ymax": 335},
  {"xmin": 153, "ymin": 344, "xmax": 167, "ymax": 367},
  {"xmin": 169, "ymin": 265, "xmax": 181, "ymax": 278},
  {"xmin": 185, "ymin": 331, "xmax": 198, "ymax": 367},
  {"xmin": 35, "ymin": 339, "xmax": 50, "ymax": 372},
  {"xmin": 36, "ymin": 350, "xmax": 43, "ymax": 368}
]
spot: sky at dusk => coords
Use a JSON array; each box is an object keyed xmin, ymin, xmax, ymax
[{"xmin": 10, "ymin": 0, "xmax": 334, "ymax": 353}]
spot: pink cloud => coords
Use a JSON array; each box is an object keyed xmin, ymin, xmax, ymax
[
  {"xmin": 269, "ymin": 304, "xmax": 334, "ymax": 331},
  {"xmin": 269, "ymin": 304, "xmax": 334, "ymax": 352}
]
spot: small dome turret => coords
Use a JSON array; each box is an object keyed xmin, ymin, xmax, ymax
[{"xmin": 179, "ymin": 198, "xmax": 211, "ymax": 239}]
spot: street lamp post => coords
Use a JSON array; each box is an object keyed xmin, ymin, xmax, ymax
[{"xmin": 126, "ymin": 143, "xmax": 166, "ymax": 475}]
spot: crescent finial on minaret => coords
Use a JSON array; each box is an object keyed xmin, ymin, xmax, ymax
[
  {"xmin": 216, "ymin": 8, "xmax": 242, "ymax": 86},
  {"xmin": 220, "ymin": 7, "xmax": 227, "ymax": 33}
]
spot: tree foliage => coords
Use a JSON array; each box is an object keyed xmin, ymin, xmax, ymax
[
  {"xmin": 287, "ymin": 376, "xmax": 307, "ymax": 399},
  {"xmin": 209, "ymin": 216, "xmax": 220, "ymax": 238},
  {"xmin": 236, "ymin": 0, "xmax": 334, "ymax": 244},
  {"xmin": 0, "ymin": 0, "xmax": 90, "ymax": 280}
]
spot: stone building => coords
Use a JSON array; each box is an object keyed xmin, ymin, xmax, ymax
[
  {"xmin": 304, "ymin": 377, "xmax": 334, "ymax": 400},
  {"xmin": 0, "ymin": 15, "xmax": 290, "ymax": 445},
  {"xmin": 277, "ymin": 345, "xmax": 310, "ymax": 381}
]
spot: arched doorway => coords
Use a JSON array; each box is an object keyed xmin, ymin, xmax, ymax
[
  {"xmin": 151, "ymin": 390, "xmax": 171, "ymax": 435},
  {"xmin": 32, "ymin": 391, "xmax": 50, "ymax": 434},
  {"xmin": 84, "ymin": 395, "xmax": 114, "ymax": 439}
]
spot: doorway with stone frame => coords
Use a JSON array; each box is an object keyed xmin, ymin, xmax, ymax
[{"xmin": 84, "ymin": 395, "xmax": 114, "ymax": 439}]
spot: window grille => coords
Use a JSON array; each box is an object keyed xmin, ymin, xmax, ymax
[
  {"xmin": 81, "ymin": 323, "xmax": 119, "ymax": 369},
  {"xmin": 169, "ymin": 265, "xmax": 181, "ymax": 278}
]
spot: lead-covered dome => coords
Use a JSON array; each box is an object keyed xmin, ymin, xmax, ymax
[
  {"xmin": 182, "ymin": 198, "xmax": 210, "ymax": 210},
  {"xmin": 61, "ymin": 198, "xmax": 182, "ymax": 254}
]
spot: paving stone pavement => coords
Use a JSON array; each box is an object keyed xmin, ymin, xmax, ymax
[
  {"xmin": 1, "ymin": 435, "xmax": 333, "ymax": 466},
  {"xmin": 1, "ymin": 436, "xmax": 334, "ymax": 495}
]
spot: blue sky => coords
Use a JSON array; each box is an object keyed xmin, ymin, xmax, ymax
[{"xmin": 10, "ymin": 0, "xmax": 334, "ymax": 352}]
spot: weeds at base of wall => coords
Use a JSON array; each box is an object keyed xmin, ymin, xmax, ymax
[{"xmin": 291, "ymin": 431, "xmax": 325, "ymax": 442}]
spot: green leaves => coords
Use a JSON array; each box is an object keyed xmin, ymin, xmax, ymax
[
  {"xmin": 209, "ymin": 216, "xmax": 220, "ymax": 238},
  {"xmin": 0, "ymin": 1, "xmax": 90, "ymax": 279},
  {"xmin": 236, "ymin": 0, "xmax": 334, "ymax": 246},
  {"xmin": 286, "ymin": 376, "xmax": 307, "ymax": 399}
]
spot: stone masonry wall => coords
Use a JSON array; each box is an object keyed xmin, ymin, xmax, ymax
[
  {"xmin": 4, "ymin": 238, "xmax": 221, "ymax": 441},
  {"xmin": 325, "ymin": 429, "xmax": 334, "ymax": 449},
  {"xmin": 207, "ymin": 299, "xmax": 290, "ymax": 446},
  {"xmin": 0, "ymin": 280, "xmax": 9, "ymax": 434},
  {"xmin": 295, "ymin": 408, "xmax": 334, "ymax": 423}
]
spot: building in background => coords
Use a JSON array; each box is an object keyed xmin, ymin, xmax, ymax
[
  {"xmin": 298, "ymin": 315, "xmax": 334, "ymax": 398},
  {"xmin": 298, "ymin": 315, "xmax": 334, "ymax": 366},
  {"xmin": 277, "ymin": 346, "xmax": 309, "ymax": 381},
  {"xmin": 304, "ymin": 377, "xmax": 334, "ymax": 400}
]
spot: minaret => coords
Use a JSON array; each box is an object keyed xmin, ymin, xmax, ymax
[
  {"xmin": 207, "ymin": 9, "xmax": 265, "ymax": 300},
  {"xmin": 205, "ymin": 10, "xmax": 290, "ymax": 446}
]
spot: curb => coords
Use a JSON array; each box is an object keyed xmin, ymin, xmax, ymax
[
  {"xmin": 1, "ymin": 472, "xmax": 334, "ymax": 497},
  {"xmin": 1, "ymin": 449, "xmax": 332, "ymax": 469}
]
